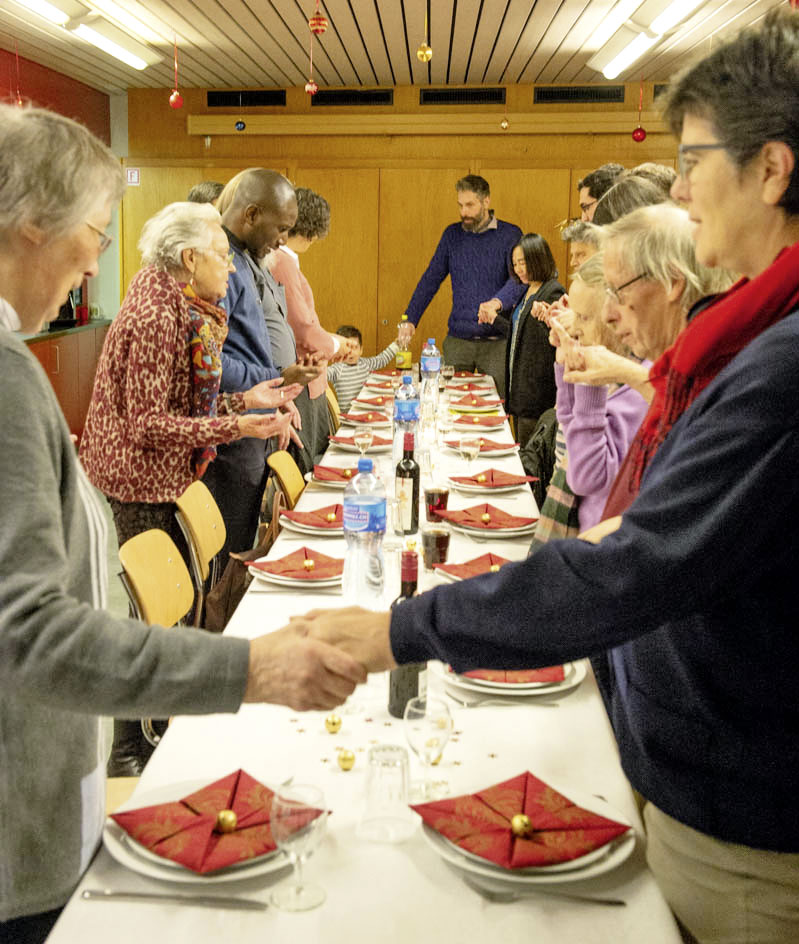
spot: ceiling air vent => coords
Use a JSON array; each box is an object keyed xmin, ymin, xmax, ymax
[
  {"xmin": 311, "ymin": 89, "xmax": 393, "ymax": 106},
  {"xmin": 207, "ymin": 90, "xmax": 286, "ymax": 107},
  {"xmin": 534, "ymin": 85, "xmax": 624, "ymax": 104},
  {"xmin": 420, "ymin": 88, "xmax": 506, "ymax": 106}
]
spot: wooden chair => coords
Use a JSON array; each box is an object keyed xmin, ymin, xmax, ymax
[
  {"xmin": 175, "ymin": 480, "xmax": 226, "ymax": 626},
  {"xmin": 325, "ymin": 383, "xmax": 341, "ymax": 434},
  {"xmin": 118, "ymin": 529, "xmax": 196, "ymax": 747},
  {"xmin": 266, "ymin": 449, "xmax": 306, "ymax": 510}
]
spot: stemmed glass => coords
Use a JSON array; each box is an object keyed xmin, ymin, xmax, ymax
[
  {"xmin": 270, "ymin": 784, "xmax": 328, "ymax": 912},
  {"xmin": 441, "ymin": 364, "xmax": 456, "ymax": 387},
  {"xmin": 353, "ymin": 425, "xmax": 374, "ymax": 456},
  {"xmin": 458, "ymin": 433, "xmax": 482, "ymax": 474},
  {"xmin": 403, "ymin": 695, "xmax": 453, "ymax": 801}
]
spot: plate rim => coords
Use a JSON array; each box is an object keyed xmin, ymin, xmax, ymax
[{"xmin": 443, "ymin": 660, "xmax": 587, "ymax": 697}]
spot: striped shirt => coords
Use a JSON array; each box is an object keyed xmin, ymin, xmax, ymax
[{"xmin": 327, "ymin": 342, "xmax": 398, "ymax": 412}]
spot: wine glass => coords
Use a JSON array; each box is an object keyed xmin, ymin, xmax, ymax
[
  {"xmin": 441, "ymin": 364, "xmax": 455, "ymax": 387},
  {"xmin": 353, "ymin": 426, "xmax": 374, "ymax": 456},
  {"xmin": 270, "ymin": 784, "xmax": 327, "ymax": 912},
  {"xmin": 458, "ymin": 433, "xmax": 482, "ymax": 474},
  {"xmin": 403, "ymin": 695, "xmax": 453, "ymax": 801}
]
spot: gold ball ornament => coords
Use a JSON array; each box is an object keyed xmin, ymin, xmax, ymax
[
  {"xmin": 473, "ymin": 417, "xmax": 480, "ymax": 424},
  {"xmin": 476, "ymin": 474, "xmax": 486, "ymax": 483},
  {"xmin": 481, "ymin": 513, "xmax": 491, "ymax": 523},
  {"xmin": 344, "ymin": 469, "xmax": 352, "ymax": 478},
  {"xmin": 478, "ymin": 439, "xmax": 484, "ymax": 446},
  {"xmin": 337, "ymin": 749, "xmax": 355, "ymax": 771},
  {"xmin": 303, "ymin": 558, "xmax": 315, "ymax": 571},
  {"xmin": 325, "ymin": 713, "xmax": 342, "ymax": 733},
  {"xmin": 489, "ymin": 563, "xmax": 501, "ymax": 572},
  {"xmin": 215, "ymin": 809, "xmax": 238, "ymax": 833},
  {"xmin": 416, "ymin": 42, "xmax": 432, "ymax": 62},
  {"xmin": 510, "ymin": 813, "xmax": 532, "ymax": 837},
  {"xmin": 376, "ymin": 397, "xmax": 383, "ymax": 403},
  {"xmin": 326, "ymin": 512, "xmax": 337, "ymax": 522}
]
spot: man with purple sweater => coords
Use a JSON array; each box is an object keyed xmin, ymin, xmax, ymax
[{"xmin": 404, "ymin": 175, "xmax": 523, "ymax": 396}]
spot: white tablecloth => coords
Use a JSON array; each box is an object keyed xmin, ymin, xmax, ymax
[{"xmin": 48, "ymin": 378, "xmax": 681, "ymax": 943}]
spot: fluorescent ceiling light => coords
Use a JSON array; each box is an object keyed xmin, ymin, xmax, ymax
[
  {"xmin": 602, "ymin": 32, "xmax": 659, "ymax": 78},
  {"xmin": 85, "ymin": 0, "xmax": 162, "ymax": 45},
  {"xmin": 650, "ymin": 0, "xmax": 704, "ymax": 34},
  {"xmin": 72, "ymin": 22, "xmax": 148, "ymax": 68},
  {"xmin": 590, "ymin": 0, "xmax": 647, "ymax": 51},
  {"xmin": 11, "ymin": 0, "xmax": 70, "ymax": 25}
]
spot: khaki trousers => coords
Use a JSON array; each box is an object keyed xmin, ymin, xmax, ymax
[{"xmin": 644, "ymin": 802, "xmax": 799, "ymax": 944}]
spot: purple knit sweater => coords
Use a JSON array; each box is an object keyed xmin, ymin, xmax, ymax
[
  {"xmin": 405, "ymin": 219, "xmax": 524, "ymax": 339},
  {"xmin": 554, "ymin": 363, "xmax": 649, "ymax": 531}
]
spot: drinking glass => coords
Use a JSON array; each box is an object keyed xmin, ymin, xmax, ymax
[
  {"xmin": 459, "ymin": 433, "xmax": 482, "ymax": 472},
  {"xmin": 424, "ymin": 485, "xmax": 449, "ymax": 522},
  {"xmin": 353, "ymin": 426, "xmax": 374, "ymax": 456},
  {"xmin": 270, "ymin": 784, "xmax": 327, "ymax": 912},
  {"xmin": 403, "ymin": 696, "xmax": 453, "ymax": 801},
  {"xmin": 421, "ymin": 523, "xmax": 450, "ymax": 570},
  {"xmin": 356, "ymin": 745, "xmax": 415, "ymax": 843},
  {"xmin": 441, "ymin": 364, "xmax": 456, "ymax": 386}
]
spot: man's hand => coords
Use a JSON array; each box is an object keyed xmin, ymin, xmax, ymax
[
  {"xmin": 477, "ymin": 298, "xmax": 502, "ymax": 324},
  {"xmin": 243, "ymin": 377, "xmax": 303, "ymax": 410},
  {"xmin": 398, "ymin": 320, "xmax": 415, "ymax": 345},
  {"xmin": 282, "ymin": 355, "xmax": 322, "ymax": 387},
  {"xmin": 288, "ymin": 606, "xmax": 396, "ymax": 673},
  {"xmin": 548, "ymin": 315, "xmax": 580, "ymax": 366},
  {"xmin": 237, "ymin": 410, "xmax": 292, "ymax": 441},
  {"xmin": 243, "ymin": 623, "xmax": 367, "ymax": 710}
]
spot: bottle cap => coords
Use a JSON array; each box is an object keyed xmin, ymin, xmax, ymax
[
  {"xmin": 403, "ymin": 432, "xmax": 415, "ymax": 451},
  {"xmin": 357, "ymin": 458, "xmax": 373, "ymax": 473},
  {"xmin": 402, "ymin": 375, "xmax": 412, "ymax": 384},
  {"xmin": 400, "ymin": 550, "xmax": 418, "ymax": 582},
  {"xmin": 427, "ymin": 338, "xmax": 434, "ymax": 344}
]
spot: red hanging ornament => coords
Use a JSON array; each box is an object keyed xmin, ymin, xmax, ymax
[
  {"xmin": 305, "ymin": 79, "xmax": 319, "ymax": 95},
  {"xmin": 309, "ymin": 0, "xmax": 328, "ymax": 34},
  {"xmin": 169, "ymin": 36, "xmax": 183, "ymax": 109},
  {"xmin": 14, "ymin": 42, "xmax": 23, "ymax": 107},
  {"xmin": 305, "ymin": 9, "xmax": 320, "ymax": 96},
  {"xmin": 632, "ymin": 77, "xmax": 646, "ymax": 142}
]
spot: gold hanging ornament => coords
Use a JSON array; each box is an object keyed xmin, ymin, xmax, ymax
[{"xmin": 416, "ymin": 10, "xmax": 432, "ymax": 62}]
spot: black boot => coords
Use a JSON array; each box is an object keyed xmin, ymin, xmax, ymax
[{"xmin": 106, "ymin": 719, "xmax": 154, "ymax": 778}]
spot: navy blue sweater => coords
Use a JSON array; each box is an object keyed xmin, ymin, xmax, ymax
[
  {"xmin": 405, "ymin": 219, "xmax": 524, "ymax": 339},
  {"xmin": 392, "ymin": 310, "xmax": 799, "ymax": 852}
]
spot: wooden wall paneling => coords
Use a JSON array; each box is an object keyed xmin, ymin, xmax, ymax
[
  {"xmin": 288, "ymin": 168, "xmax": 380, "ymax": 351},
  {"xmin": 377, "ymin": 168, "xmax": 465, "ymax": 358},
  {"xmin": 480, "ymin": 168, "xmax": 572, "ymax": 288}
]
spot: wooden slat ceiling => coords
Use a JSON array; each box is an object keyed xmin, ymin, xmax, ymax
[{"xmin": 0, "ymin": 0, "xmax": 789, "ymax": 96}]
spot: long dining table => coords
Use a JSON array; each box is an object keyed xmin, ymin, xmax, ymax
[{"xmin": 48, "ymin": 370, "xmax": 682, "ymax": 943}]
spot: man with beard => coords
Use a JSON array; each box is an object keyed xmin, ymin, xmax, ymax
[{"xmin": 404, "ymin": 175, "xmax": 522, "ymax": 395}]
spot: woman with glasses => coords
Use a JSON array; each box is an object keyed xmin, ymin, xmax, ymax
[{"xmin": 80, "ymin": 201, "xmax": 303, "ymax": 775}]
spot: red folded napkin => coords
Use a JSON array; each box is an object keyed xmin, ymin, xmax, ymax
[
  {"xmin": 281, "ymin": 504, "xmax": 343, "ymax": 528},
  {"xmin": 447, "ymin": 382, "xmax": 488, "ymax": 393},
  {"xmin": 353, "ymin": 396, "xmax": 393, "ymax": 408},
  {"xmin": 449, "ymin": 468, "xmax": 537, "ymax": 488},
  {"xmin": 444, "ymin": 437, "xmax": 520, "ymax": 453},
  {"xmin": 463, "ymin": 666, "xmax": 565, "ymax": 683},
  {"xmin": 434, "ymin": 552, "xmax": 511, "ymax": 579},
  {"xmin": 366, "ymin": 380, "xmax": 394, "ymax": 390},
  {"xmin": 450, "ymin": 394, "xmax": 503, "ymax": 409},
  {"xmin": 313, "ymin": 464, "xmax": 358, "ymax": 482},
  {"xmin": 454, "ymin": 370, "xmax": 485, "ymax": 379},
  {"xmin": 331, "ymin": 433, "xmax": 392, "ymax": 448},
  {"xmin": 249, "ymin": 546, "xmax": 343, "ymax": 579},
  {"xmin": 111, "ymin": 770, "xmax": 322, "ymax": 874},
  {"xmin": 340, "ymin": 411, "xmax": 389, "ymax": 424},
  {"xmin": 436, "ymin": 503, "xmax": 536, "ymax": 530},
  {"xmin": 412, "ymin": 771, "xmax": 630, "ymax": 869},
  {"xmin": 452, "ymin": 414, "xmax": 505, "ymax": 428},
  {"xmin": 371, "ymin": 367, "xmax": 403, "ymax": 377}
]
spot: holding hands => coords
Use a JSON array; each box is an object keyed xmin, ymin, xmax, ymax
[
  {"xmin": 282, "ymin": 353, "xmax": 323, "ymax": 387},
  {"xmin": 477, "ymin": 298, "xmax": 501, "ymax": 324},
  {"xmin": 288, "ymin": 606, "xmax": 396, "ymax": 674}
]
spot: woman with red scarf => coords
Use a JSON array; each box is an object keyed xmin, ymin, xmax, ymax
[{"xmin": 291, "ymin": 11, "xmax": 799, "ymax": 942}]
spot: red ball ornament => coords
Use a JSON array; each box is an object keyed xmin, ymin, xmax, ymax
[
  {"xmin": 304, "ymin": 80, "xmax": 319, "ymax": 96},
  {"xmin": 309, "ymin": 14, "xmax": 328, "ymax": 35},
  {"xmin": 169, "ymin": 89, "xmax": 184, "ymax": 109},
  {"xmin": 632, "ymin": 126, "xmax": 647, "ymax": 142}
]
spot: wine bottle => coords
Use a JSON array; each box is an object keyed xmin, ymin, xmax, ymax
[
  {"xmin": 388, "ymin": 551, "xmax": 427, "ymax": 718},
  {"xmin": 395, "ymin": 431, "xmax": 420, "ymax": 535}
]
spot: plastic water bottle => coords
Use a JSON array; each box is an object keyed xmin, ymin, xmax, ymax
[
  {"xmin": 342, "ymin": 458, "xmax": 386, "ymax": 609},
  {"xmin": 420, "ymin": 338, "xmax": 441, "ymax": 409},
  {"xmin": 393, "ymin": 375, "xmax": 420, "ymax": 466}
]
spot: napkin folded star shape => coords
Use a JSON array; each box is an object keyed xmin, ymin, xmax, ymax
[
  {"xmin": 366, "ymin": 380, "xmax": 394, "ymax": 390},
  {"xmin": 463, "ymin": 666, "xmax": 565, "ymax": 683},
  {"xmin": 281, "ymin": 503, "xmax": 343, "ymax": 528},
  {"xmin": 444, "ymin": 438, "xmax": 519, "ymax": 453},
  {"xmin": 434, "ymin": 552, "xmax": 512, "ymax": 579},
  {"xmin": 110, "ymin": 770, "xmax": 311, "ymax": 874},
  {"xmin": 412, "ymin": 771, "xmax": 630, "ymax": 869},
  {"xmin": 353, "ymin": 396, "xmax": 393, "ymax": 408},
  {"xmin": 453, "ymin": 414, "xmax": 505, "ymax": 427},
  {"xmin": 449, "ymin": 468, "xmax": 537, "ymax": 488},
  {"xmin": 340, "ymin": 411, "xmax": 389, "ymax": 424},
  {"xmin": 249, "ymin": 546, "xmax": 343, "ymax": 580},
  {"xmin": 450, "ymin": 394, "xmax": 503, "ymax": 409},
  {"xmin": 436, "ymin": 503, "xmax": 536, "ymax": 530},
  {"xmin": 331, "ymin": 433, "xmax": 393, "ymax": 448},
  {"xmin": 313, "ymin": 464, "xmax": 358, "ymax": 482},
  {"xmin": 371, "ymin": 367, "xmax": 402, "ymax": 377},
  {"xmin": 453, "ymin": 370, "xmax": 485, "ymax": 379},
  {"xmin": 447, "ymin": 382, "xmax": 488, "ymax": 392}
]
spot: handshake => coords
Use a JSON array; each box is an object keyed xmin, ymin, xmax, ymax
[{"xmin": 242, "ymin": 607, "xmax": 396, "ymax": 712}]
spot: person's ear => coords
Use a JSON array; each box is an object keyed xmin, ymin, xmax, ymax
[
  {"xmin": 181, "ymin": 247, "xmax": 196, "ymax": 274},
  {"xmin": 759, "ymin": 140, "xmax": 795, "ymax": 207},
  {"xmin": 666, "ymin": 273, "xmax": 686, "ymax": 304},
  {"xmin": 19, "ymin": 221, "xmax": 45, "ymax": 246}
]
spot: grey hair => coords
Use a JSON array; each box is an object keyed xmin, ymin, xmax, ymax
[
  {"xmin": 602, "ymin": 204, "xmax": 734, "ymax": 311},
  {"xmin": 572, "ymin": 252, "xmax": 605, "ymax": 288},
  {"xmin": 570, "ymin": 252, "xmax": 629, "ymax": 355},
  {"xmin": 138, "ymin": 202, "xmax": 221, "ymax": 270},
  {"xmin": 0, "ymin": 104, "xmax": 124, "ymax": 241},
  {"xmin": 561, "ymin": 220, "xmax": 604, "ymax": 247}
]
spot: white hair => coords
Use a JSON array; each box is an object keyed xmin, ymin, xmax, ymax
[
  {"xmin": 0, "ymin": 104, "xmax": 124, "ymax": 240},
  {"xmin": 138, "ymin": 202, "xmax": 222, "ymax": 270}
]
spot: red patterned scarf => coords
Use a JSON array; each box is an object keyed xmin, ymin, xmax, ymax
[
  {"xmin": 603, "ymin": 241, "xmax": 799, "ymax": 519},
  {"xmin": 183, "ymin": 283, "xmax": 228, "ymax": 478}
]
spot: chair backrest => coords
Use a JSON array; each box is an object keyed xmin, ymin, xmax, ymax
[
  {"xmin": 175, "ymin": 480, "xmax": 226, "ymax": 583},
  {"xmin": 118, "ymin": 529, "xmax": 195, "ymax": 627},
  {"xmin": 325, "ymin": 384, "xmax": 341, "ymax": 433},
  {"xmin": 266, "ymin": 449, "xmax": 306, "ymax": 510}
]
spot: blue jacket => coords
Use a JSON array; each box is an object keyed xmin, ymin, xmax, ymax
[{"xmin": 391, "ymin": 309, "xmax": 799, "ymax": 852}]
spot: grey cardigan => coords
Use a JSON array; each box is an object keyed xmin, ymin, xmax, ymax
[{"xmin": 0, "ymin": 329, "xmax": 251, "ymax": 921}]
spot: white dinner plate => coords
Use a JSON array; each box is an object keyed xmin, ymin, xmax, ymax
[
  {"xmin": 443, "ymin": 660, "xmax": 587, "ymax": 698},
  {"xmin": 103, "ymin": 781, "xmax": 289, "ymax": 885},
  {"xmin": 443, "ymin": 443, "xmax": 520, "ymax": 458},
  {"xmin": 447, "ymin": 477, "xmax": 527, "ymax": 495},
  {"xmin": 445, "ymin": 520, "xmax": 537, "ymax": 538},
  {"xmin": 330, "ymin": 440, "xmax": 392, "ymax": 454},
  {"xmin": 248, "ymin": 568, "xmax": 342, "ymax": 588},
  {"xmin": 339, "ymin": 418, "xmax": 392, "ymax": 429},
  {"xmin": 304, "ymin": 471, "xmax": 352, "ymax": 489},
  {"xmin": 448, "ymin": 401, "xmax": 503, "ymax": 414},
  {"xmin": 446, "ymin": 661, "xmax": 576, "ymax": 692},
  {"xmin": 451, "ymin": 418, "xmax": 508, "ymax": 431},
  {"xmin": 420, "ymin": 788, "xmax": 634, "ymax": 885},
  {"xmin": 279, "ymin": 515, "xmax": 344, "ymax": 536}
]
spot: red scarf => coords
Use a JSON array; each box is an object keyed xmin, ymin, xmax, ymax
[{"xmin": 603, "ymin": 241, "xmax": 799, "ymax": 519}]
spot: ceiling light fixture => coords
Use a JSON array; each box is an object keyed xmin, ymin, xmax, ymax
[
  {"xmin": 11, "ymin": 0, "xmax": 72, "ymax": 25},
  {"xmin": 68, "ymin": 17, "xmax": 162, "ymax": 69}
]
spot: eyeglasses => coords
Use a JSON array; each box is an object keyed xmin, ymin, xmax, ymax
[
  {"xmin": 84, "ymin": 220, "xmax": 113, "ymax": 253},
  {"xmin": 677, "ymin": 143, "xmax": 726, "ymax": 180},
  {"xmin": 202, "ymin": 249, "xmax": 235, "ymax": 266},
  {"xmin": 579, "ymin": 199, "xmax": 597, "ymax": 216},
  {"xmin": 604, "ymin": 272, "xmax": 650, "ymax": 304}
]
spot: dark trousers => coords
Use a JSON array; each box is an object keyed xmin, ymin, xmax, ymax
[
  {"xmin": 0, "ymin": 906, "xmax": 63, "ymax": 944},
  {"xmin": 442, "ymin": 335, "xmax": 507, "ymax": 397}
]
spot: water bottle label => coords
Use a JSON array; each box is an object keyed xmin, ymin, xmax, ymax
[
  {"xmin": 421, "ymin": 355, "xmax": 441, "ymax": 373},
  {"xmin": 394, "ymin": 400, "xmax": 420, "ymax": 422},
  {"xmin": 343, "ymin": 500, "xmax": 386, "ymax": 532}
]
